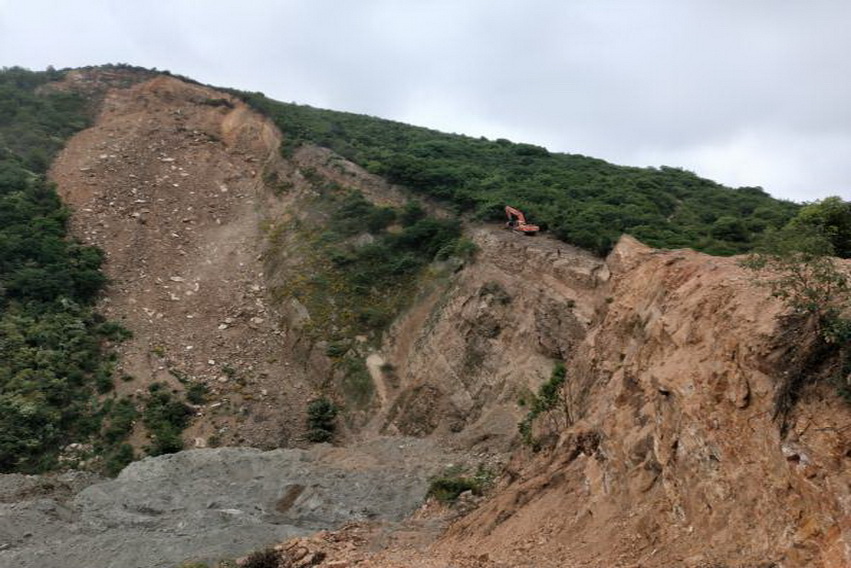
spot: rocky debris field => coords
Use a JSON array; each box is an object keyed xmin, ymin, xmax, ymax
[
  {"xmin": 49, "ymin": 75, "xmax": 315, "ymax": 449},
  {"xmin": 0, "ymin": 438, "xmax": 473, "ymax": 568}
]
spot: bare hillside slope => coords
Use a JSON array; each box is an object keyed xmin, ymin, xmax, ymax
[
  {"xmin": 365, "ymin": 237, "xmax": 851, "ymax": 567},
  {"xmin": 34, "ymin": 71, "xmax": 851, "ymax": 567},
  {"xmin": 50, "ymin": 74, "xmax": 315, "ymax": 448}
]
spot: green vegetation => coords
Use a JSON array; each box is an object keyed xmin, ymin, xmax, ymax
[
  {"xmin": 0, "ymin": 64, "xmax": 829, "ymax": 475},
  {"xmin": 185, "ymin": 381, "xmax": 209, "ymax": 405},
  {"xmin": 743, "ymin": 199, "xmax": 851, "ymax": 421},
  {"xmin": 338, "ymin": 355, "xmax": 374, "ymax": 409},
  {"xmin": 518, "ymin": 361, "xmax": 574, "ymax": 450},
  {"xmin": 783, "ymin": 196, "xmax": 851, "ymax": 259},
  {"xmin": 234, "ymin": 91, "xmax": 799, "ymax": 256},
  {"xmin": 305, "ymin": 397, "xmax": 338, "ymax": 443},
  {"xmin": 268, "ymin": 184, "xmax": 463, "ymax": 411},
  {"xmin": 427, "ymin": 464, "xmax": 495, "ymax": 504},
  {"xmin": 270, "ymin": 190, "xmax": 461, "ymax": 342},
  {"xmin": 0, "ymin": 66, "xmax": 201, "ymax": 474},
  {"xmin": 142, "ymin": 383, "xmax": 193, "ymax": 456},
  {"xmin": 0, "ymin": 67, "xmax": 132, "ymax": 473},
  {"xmin": 243, "ymin": 548, "xmax": 288, "ymax": 568}
]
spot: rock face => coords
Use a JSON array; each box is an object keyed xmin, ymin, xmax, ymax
[
  {"xmin": 430, "ymin": 237, "xmax": 851, "ymax": 567},
  {"xmin": 373, "ymin": 227, "xmax": 607, "ymax": 451},
  {"xmin": 0, "ymin": 439, "xmax": 469, "ymax": 568}
]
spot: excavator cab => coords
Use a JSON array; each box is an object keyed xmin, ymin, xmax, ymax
[{"xmin": 505, "ymin": 206, "xmax": 539, "ymax": 235}]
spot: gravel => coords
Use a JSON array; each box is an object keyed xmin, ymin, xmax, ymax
[{"xmin": 0, "ymin": 439, "xmax": 460, "ymax": 568}]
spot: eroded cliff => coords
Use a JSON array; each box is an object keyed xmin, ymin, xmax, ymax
[
  {"xmin": 423, "ymin": 237, "xmax": 851, "ymax": 567},
  {"xmin": 23, "ymin": 71, "xmax": 851, "ymax": 567}
]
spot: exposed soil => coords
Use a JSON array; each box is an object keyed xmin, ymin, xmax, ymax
[
  {"xmin": 4, "ymin": 70, "xmax": 848, "ymax": 567},
  {"xmin": 50, "ymin": 74, "xmax": 314, "ymax": 449},
  {"xmin": 239, "ymin": 238, "xmax": 851, "ymax": 568}
]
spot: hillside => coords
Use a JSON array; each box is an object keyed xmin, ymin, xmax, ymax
[
  {"xmin": 0, "ymin": 66, "xmax": 850, "ymax": 567},
  {"xmin": 234, "ymin": 90, "xmax": 799, "ymax": 255}
]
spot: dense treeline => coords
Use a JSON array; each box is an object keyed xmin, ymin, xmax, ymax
[
  {"xmin": 234, "ymin": 92, "xmax": 800, "ymax": 255},
  {"xmin": 0, "ymin": 67, "xmax": 132, "ymax": 473}
]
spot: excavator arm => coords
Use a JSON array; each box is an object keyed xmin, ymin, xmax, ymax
[{"xmin": 505, "ymin": 206, "xmax": 539, "ymax": 235}]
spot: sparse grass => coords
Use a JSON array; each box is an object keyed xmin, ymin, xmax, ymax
[
  {"xmin": 427, "ymin": 464, "xmax": 495, "ymax": 504},
  {"xmin": 339, "ymin": 356, "xmax": 374, "ymax": 409},
  {"xmin": 266, "ymin": 187, "xmax": 462, "ymax": 347}
]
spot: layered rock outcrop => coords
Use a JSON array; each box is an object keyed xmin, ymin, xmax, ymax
[{"xmin": 434, "ymin": 237, "xmax": 851, "ymax": 567}]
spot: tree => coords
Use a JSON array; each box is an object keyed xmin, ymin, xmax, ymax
[
  {"xmin": 787, "ymin": 196, "xmax": 851, "ymax": 258},
  {"xmin": 306, "ymin": 397, "xmax": 338, "ymax": 442},
  {"xmin": 742, "ymin": 223, "xmax": 851, "ymax": 421},
  {"xmin": 711, "ymin": 215, "xmax": 749, "ymax": 242}
]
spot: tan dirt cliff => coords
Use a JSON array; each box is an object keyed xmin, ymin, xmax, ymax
[
  {"xmin": 364, "ymin": 237, "xmax": 851, "ymax": 567},
  {"xmin": 46, "ymin": 72, "xmax": 851, "ymax": 567}
]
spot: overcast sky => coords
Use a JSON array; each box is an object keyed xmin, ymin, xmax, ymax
[{"xmin": 1, "ymin": 0, "xmax": 849, "ymax": 203}]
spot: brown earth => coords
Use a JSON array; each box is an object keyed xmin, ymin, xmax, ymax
[
  {"xmin": 299, "ymin": 237, "xmax": 851, "ymax": 567},
  {"xmin": 49, "ymin": 71, "xmax": 421, "ymax": 450},
  {"xmin": 51, "ymin": 74, "xmax": 303, "ymax": 448},
  {"xmin": 45, "ymin": 71, "xmax": 851, "ymax": 567},
  {"xmin": 365, "ymin": 226, "xmax": 606, "ymax": 453}
]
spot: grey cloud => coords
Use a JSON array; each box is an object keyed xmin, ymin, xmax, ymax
[{"xmin": 1, "ymin": 0, "xmax": 849, "ymax": 201}]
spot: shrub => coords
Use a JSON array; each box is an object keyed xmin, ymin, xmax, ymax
[
  {"xmin": 185, "ymin": 382, "xmax": 209, "ymax": 405},
  {"xmin": 104, "ymin": 443, "xmax": 134, "ymax": 477},
  {"xmin": 242, "ymin": 549, "xmax": 280, "ymax": 568},
  {"xmin": 339, "ymin": 357, "xmax": 374, "ymax": 409},
  {"xmin": 427, "ymin": 464, "xmax": 494, "ymax": 504},
  {"xmin": 743, "ymin": 224, "xmax": 851, "ymax": 422},
  {"xmin": 518, "ymin": 361, "xmax": 573, "ymax": 450},
  {"xmin": 427, "ymin": 476, "xmax": 480, "ymax": 503},
  {"xmin": 142, "ymin": 383, "xmax": 192, "ymax": 456},
  {"xmin": 306, "ymin": 397, "xmax": 338, "ymax": 443},
  {"xmin": 324, "ymin": 341, "xmax": 350, "ymax": 358}
]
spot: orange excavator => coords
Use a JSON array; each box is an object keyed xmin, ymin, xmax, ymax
[{"xmin": 505, "ymin": 206, "xmax": 539, "ymax": 235}]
